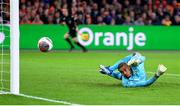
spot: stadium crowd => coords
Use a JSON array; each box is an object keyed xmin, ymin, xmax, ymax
[{"xmin": 3, "ymin": 0, "xmax": 180, "ymax": 25}]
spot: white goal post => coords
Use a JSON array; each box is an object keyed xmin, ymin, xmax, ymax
[{"xmin": 10, "ymin": 0, "xmax": 19, "ymax": 95}]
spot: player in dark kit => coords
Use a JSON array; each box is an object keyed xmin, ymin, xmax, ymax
[{"xmin": 61, "ymin": 9, "xmax": 87, "ymax": 52}]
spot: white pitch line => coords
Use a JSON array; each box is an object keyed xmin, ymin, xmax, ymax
[
  {"xmin": 18, "ymin": 93, "xmax": 81, "ymax": 106},
  {"xmin": 0, "ymin": 91, "xmax": 81, "ymax": 105},
  {"xmin": 0, "ymin": 91, "xmax": 9, "ymax": 94},
  {"xmin": 147, "ymin": 72, "xmax": 180, "ymax": 77}
]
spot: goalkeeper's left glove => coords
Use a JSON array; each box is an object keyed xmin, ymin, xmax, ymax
[{"xmin": 155, "ymin": 64, "xmax": 167, "ymax": 77}]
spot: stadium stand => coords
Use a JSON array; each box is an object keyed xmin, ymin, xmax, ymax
[{"xmin": 1, "ymin": 0, "xmax": 180, "ymax": 25}]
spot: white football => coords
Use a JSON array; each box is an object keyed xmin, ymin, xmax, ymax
[{"xmin": 38, "ymin": 37, "xmax": 53, "ymax": 52}]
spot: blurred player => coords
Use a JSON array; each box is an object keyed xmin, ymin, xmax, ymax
[
  {"xmin": 61, "ymin": 9, "xmax": 87, "ymax": 52},
  {"xmin": 99, "ymin": 52, "xmax": 167, "ymax": 87}
]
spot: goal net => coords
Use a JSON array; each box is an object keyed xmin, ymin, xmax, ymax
[{"xmin": 0, "ymin": 0, "xmax": 19, "ymax": 95}]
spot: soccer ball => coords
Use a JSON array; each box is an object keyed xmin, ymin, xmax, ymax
[{"xmin": 38, "ymin": 37, "xmax": 53, "ymax": 52}]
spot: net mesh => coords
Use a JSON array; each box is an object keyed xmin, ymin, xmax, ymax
[{"xmin": 0, "ymin": 0, "xmax": 10, "ymax": 93}]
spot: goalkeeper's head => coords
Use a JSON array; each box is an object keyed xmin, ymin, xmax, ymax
[{"xmin": 118, "ymin": 62, "xmax": 132, "ymax": 78}]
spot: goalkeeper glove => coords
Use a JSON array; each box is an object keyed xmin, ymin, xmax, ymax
[
  {"xmin": 156, "ymin": 64, "xmax": 167, "ymax": 77},
  {"xmin": 127, "ymin": 59, "xmax": 141, "ymax": 66}
]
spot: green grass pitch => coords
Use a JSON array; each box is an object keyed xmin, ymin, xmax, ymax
[{"xmin": 0, "ymin": 50, "xmax": 180, "ymax": 105}]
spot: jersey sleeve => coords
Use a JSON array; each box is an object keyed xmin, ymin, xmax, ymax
[
  {"xmin": 122, "ymin": 76, "xmax": 157, "ymax": 87},
  {"xmin": 109, "ymin": 54, "xmax": 133, "ymax": 71},
  {"xmin": 122, "ymin": 52, "xmax": 145, "ymax": 63},
  {"xmin": 121, "ymin": 54, "xmax": 134, "ymax": 63}
]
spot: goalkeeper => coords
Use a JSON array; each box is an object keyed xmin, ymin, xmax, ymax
[{"xmin": 99, "ymin": 52, "xmax": 167, "ymax": 87}]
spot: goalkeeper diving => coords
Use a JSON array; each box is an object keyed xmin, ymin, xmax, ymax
[{"xmin": 99, "ymin": 52, "xmax": 167, "ymax": 87}]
